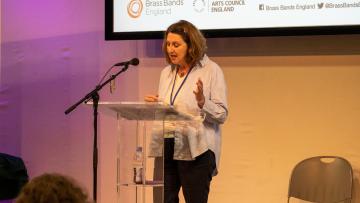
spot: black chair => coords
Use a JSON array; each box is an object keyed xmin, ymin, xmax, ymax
[
  {"xmin": 0, "ymin": 153, "xmax": 29, "ymax": 200},
  {"xmin": 287, "ymin": 156, "xmax": 353, "ymax": 203}
]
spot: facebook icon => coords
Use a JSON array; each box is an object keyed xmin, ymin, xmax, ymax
[{"xmin": 259, "ymin": 4, "xmax": 264, "ymax": 10}]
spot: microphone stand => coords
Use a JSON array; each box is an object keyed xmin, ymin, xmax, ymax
[{"xmin": 64, "ymin": 63, "xmax": 131, "ymax": 202}]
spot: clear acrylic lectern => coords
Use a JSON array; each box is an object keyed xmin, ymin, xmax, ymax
[{"xmin": 97, "ymin": 102, "xmax": 193, "ymax": 203}]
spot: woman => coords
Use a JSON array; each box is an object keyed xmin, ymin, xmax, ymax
[
  {"xmin": 145, "ymin": 20, "xmax": 228, "ymax": 203},
  {"xmin": 15, "ymin": 173, "xmax": 90, "ymax": 203}
]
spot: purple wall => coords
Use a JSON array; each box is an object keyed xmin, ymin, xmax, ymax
[{"xmin": 0, "ymin": 1, "xmax": 141, "ymax": 201}]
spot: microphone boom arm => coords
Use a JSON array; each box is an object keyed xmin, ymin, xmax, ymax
[{"xmin": 65, "ymin": 63, "xmax": 130, "ymax": 114}]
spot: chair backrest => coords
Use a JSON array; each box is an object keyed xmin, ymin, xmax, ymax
[
  {"xmin": 0, "ymin": 153, "xmax": 28, "ymax": 200},
  {"xmin": 288, "ymin": 156, "xmax": 353, "ymax": 203}
]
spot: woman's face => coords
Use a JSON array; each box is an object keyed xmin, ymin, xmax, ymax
[{"xmin": 166, "ymin": 32, "xmax": 188, "ymax": 67}]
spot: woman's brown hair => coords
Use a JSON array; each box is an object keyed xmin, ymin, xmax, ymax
[
  {"xmin": 162, "ymin": 20, "xmax": 207, "ymax": 68},
  {"xmin": 15, "ymin": 173, "xmax": 90, "ymax": 203}
]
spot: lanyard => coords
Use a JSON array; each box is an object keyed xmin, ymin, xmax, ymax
[{"xmin": 170, "ymin": 66, "xmax": 193, "ymax": 106}]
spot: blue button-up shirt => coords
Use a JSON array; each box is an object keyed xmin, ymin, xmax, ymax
[{"xmin": 149, "ymin": 55, "xmax": 228, "ymax": 176}]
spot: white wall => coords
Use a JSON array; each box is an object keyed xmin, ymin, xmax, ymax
[{"xmin": 138, "ymin": 54, "xmax": 360, "ymax": 203}]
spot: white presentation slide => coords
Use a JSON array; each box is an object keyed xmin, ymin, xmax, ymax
[{"xmin": 113, "ymin": 0, "xmax": 360, "ymax": 33}]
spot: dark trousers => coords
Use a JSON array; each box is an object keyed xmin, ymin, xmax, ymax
[{"xmin": 161, "ymin": 138, "xmax": 216, "ymax": 203}]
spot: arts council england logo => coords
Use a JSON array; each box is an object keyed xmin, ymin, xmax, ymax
[
  {"xmin": 193, "ymin": 0, "xmax": 206, "ymax": 12},
  {"xmin": 128, "ymin": 0, "xmax": 143, "ymax": 18}
]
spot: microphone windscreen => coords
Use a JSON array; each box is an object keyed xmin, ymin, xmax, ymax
[{"xmin": 130, "ymin": 58, "xmax": 140, "ymax": 66}]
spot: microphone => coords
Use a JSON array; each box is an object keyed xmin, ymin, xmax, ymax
[{"xmin": 113, "ymin": 58, "xmax": 140, "ymax": 66}]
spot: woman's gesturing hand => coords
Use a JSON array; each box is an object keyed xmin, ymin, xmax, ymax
[
  {"xmin": 193, "ymin": 78, "xmax": 205, "ymax": 109},
  {"xmin": 144, "ymin": 94, "xmax": 159, "ymax": 102}
]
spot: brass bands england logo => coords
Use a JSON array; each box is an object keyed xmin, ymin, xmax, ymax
[{"xmin": 127, "ymin": 0, "xmax": 143, "ymax": 18}]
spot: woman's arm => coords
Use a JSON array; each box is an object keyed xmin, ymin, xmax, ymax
[{"xmin": 201, "ymin": 65, "xmax": 228, "ymax": 124}]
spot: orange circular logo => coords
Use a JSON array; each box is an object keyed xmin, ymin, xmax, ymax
[{"xmin": 127, "ymin": 0, "xmax": 143, "ymax": 18}]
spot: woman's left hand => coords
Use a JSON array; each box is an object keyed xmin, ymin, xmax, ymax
[{"xmin": 193, "ymin": 78, "xmax": 205, "ymax": 109}]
